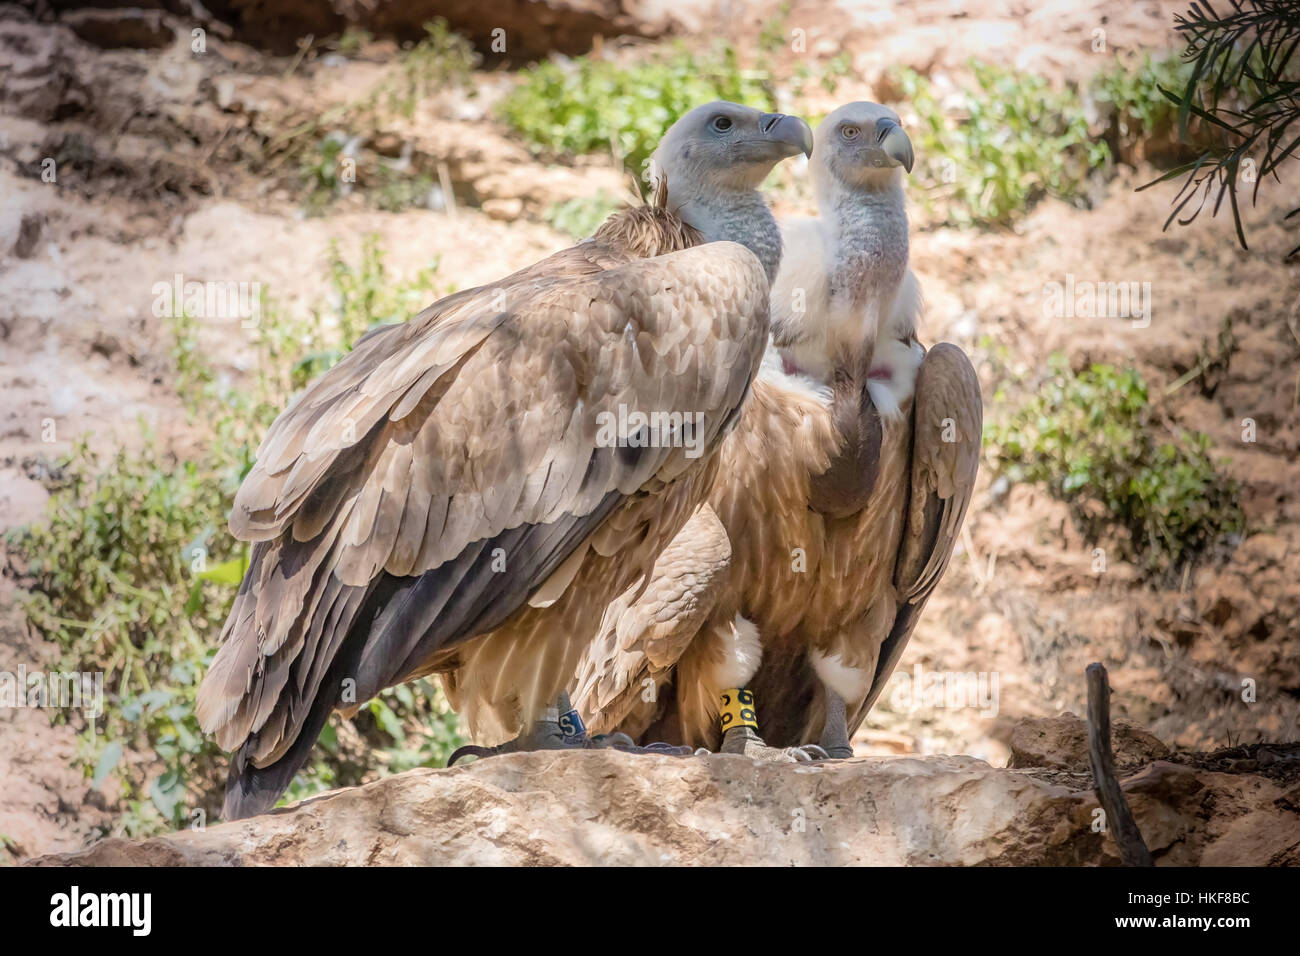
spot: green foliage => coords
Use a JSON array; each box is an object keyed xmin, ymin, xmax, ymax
[
  {"xmin": 890, "ymin": 52, "xmax": 1245, "ymax": 226},
  {"xmin": 297, "ymin": 135, "xmax": 351, "ymax": 217},
  {"xmin": 499, "ymin": 45, "xmax": 774, "ymax": 184},
  {"xmin": 545, "ymin": 191, "xmax": 623, "ymax": 238},
  {"xmin": 373, "ymin": 169, "xmax": 436, "ymax": 213},
  {"xmin": 297, "ymin": 137, "xmax": 443, "ymax": 217},
  {"xmin": 757, "ymin": 2, "xmax": 794, "ymax": 55},
  {"xmin": 10, "ymin": 432, "xmax": 234, "ymax": 835},
  {"xmin": 1092, "ymin": 52, "xmax": 1195, "ymax": 142},
  {"xmin": 894, "ymin": 61, "xmax": 1111, "ymax": 225},
  {"xmin": 1143, "ymin": 1, "xmax": 1300, "ymax": 258},
  {"xmin": 787, "ymin": 51, "xmax": 852, "ymax": 103},
  {"xmin": 7, "ymin": 238, "xmax": 464, "ymax": 835},
  {"xmin": 295, "ymin": 235, "xmax": 441, "ymax": 385},
  {"xmin": 332, "ymin": 28, "xmax": 373, "ymax": 57},
  {"xmin": 289, "ymin": 19, "xmax": 478, "ymax": 215},
  {"xmin": 382, "ymin": 19, "xmax": 480, "ymax": 119},
  {"xmin": 986, "ymin": 354, "xmax": 1243, "ymax": 573}
]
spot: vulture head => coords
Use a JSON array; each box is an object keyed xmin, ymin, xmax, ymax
[
  {"xmin": 812, "ymin": 101, "xmax": 914, "ymax": 200},
  {"xmin": 650, "ymin": 101, "xmax": 813, "ymax": 281},
  {"xmin": 769, "ymin": 100, "xmax": 917, "ymax": 389}
]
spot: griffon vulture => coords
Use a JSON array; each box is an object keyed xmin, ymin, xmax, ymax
[
  {"xmin": 571, "ymin": 102, "xmax": 982, "ymax": 759},
  {"xmin": 195, "ymin": 102, "xmax": 814, "ymax": 817}
]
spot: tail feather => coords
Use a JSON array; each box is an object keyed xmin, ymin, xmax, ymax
[{"xmin": 222, "ymin": 669, "xmax": 347, "ymax": 820}]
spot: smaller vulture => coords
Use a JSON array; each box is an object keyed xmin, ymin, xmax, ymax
[
  {"xmin": 571, "ymin": 102, "xmax": 982, "ymax": 759},
  {"xmin": 196, "ymin": 102, "xmax": 813, "ymax": 817}
]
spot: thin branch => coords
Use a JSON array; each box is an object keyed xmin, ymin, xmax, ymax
[{"xmin": 1086, "ymin": 663, "xmax": 1155, "ymax": 867}]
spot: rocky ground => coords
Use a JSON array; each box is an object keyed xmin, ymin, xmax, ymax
[
  {"xmin": 31, "ymin": 718, "xmax": 1300, "ymax": 866},
  {"xmin": 0, "ymin": 0, "xmax": 1295, "ymax": 863}
]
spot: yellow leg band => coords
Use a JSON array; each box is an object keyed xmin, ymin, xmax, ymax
[{"xmin": 719, "ymin": 688, "xmax": 758, "ymax": 733}]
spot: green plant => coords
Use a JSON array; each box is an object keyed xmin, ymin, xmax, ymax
[
  {"xmin": 373, "ymin": 168, "xmax": 435, "ymax": 213},
  {"xmin": 499, "ymin": 44, "xmax": 774, "ymax": 186},
  {"xmin": 7, "ymin": 432, "xmax": 234, "ymax": 835},
  {"xmin": 986, "ymin": 354, "xmax": 1243, "ymax": 573},
  {"xmin": 1141, "ymin": 0, "xmax": 1300, "ymax": 258},
  {"xmin": 333, "ymin": 27, "xmax": 373, "ymax": 58},
  {"xmin": 758, "ymin": 2, "xmax": 794, "ymax": 55},
  {"xmin": 383, "ymin": 19, "xmax": 480, "ymax": 119},
  {"xmin": 1093, "ymin": 52, "xmax": 1196, "ymax": 144},
  {"xmin": 6, "ymin": 238, "xmax": 464, "ymax": 835},
  {"xmin": 297, "ymin": 134, "xmax": 352, "ymax": 216},
  {"xmin": 895, "ymin": 61, "xmax": 1111, "ymax": 225},
  {"xmin": 285, "ymin": 19, "xmax": 478, "ymax": 215},
  {"xmin": 294, "ymin": 235, "xmax": 442, "ymax": 385}
]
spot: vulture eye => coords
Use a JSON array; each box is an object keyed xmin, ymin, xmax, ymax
[
  {"xmin": 841, "ymin": 125, "xmax": 861, "ymax": 141},
  {"xmin": 711, "ymin": 115, "xmax": 734, "ymax": 132}
]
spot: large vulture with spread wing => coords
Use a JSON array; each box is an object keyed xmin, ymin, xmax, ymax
[
  {"xmin": 195, "ymin": 102, "xmax": 813, "ymax": 817},
  {"xmin": 571, "ymin": 103, "xmax": 982, "ymax": 758}
]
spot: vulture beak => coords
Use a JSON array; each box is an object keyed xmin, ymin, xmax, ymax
[
  {"xmin": 760, "ymin": 112, "xmax": 815, "ymax": 158},
  {"xmin": 871, "ymin": 117, "xmax": 914, "ymax": 173}
]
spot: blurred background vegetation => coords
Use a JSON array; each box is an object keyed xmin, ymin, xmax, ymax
[{"xmin": 7, "ymin": 241, "xmax": 461, "ymax": 833}]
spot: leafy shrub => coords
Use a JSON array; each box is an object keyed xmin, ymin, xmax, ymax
[
  {"xmin": 499, "ymin": 45, "xmax": 774, "ymax": 183},
  {"xmin": 986, "ymin": 354, "xmax": 1243, "ymax": 573},
  {"xmin": 10, "ymin": 432, "xmax": 236, "ymax": 834},
  {"xmin": 296, "ymin": 137, "xmax": 443, "ymax": 218},
  {"xmin": 1092, "ymin": 52, "xmax": 1195, "ymax": 146},
  {"xmin": 6, "ymin": 238, "xmax": 465, "ymax": 835},
  {"xmin": 894, "ymin": 62, "xmax": 1111, "ymax": 225},
  {"xmin": 892, "ymin": 52, "xmax": 1262, "ymax": 226}
]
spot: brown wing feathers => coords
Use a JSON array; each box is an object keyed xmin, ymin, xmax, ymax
[
  {"xmin": 807, "ymin": 364, "xmax": 884, "ymax": 519},
  {"xmin": 198, "ymin": 215, "xmax": 769, "ymax": 818},
  {"xmin": 856, "ymin": 342, "xmax": 982, "ymax": 723}
]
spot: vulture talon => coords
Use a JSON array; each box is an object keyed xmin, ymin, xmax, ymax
[
  {"xmin": 721, "ymin": 725, "xmax": 820, "ymax": 763},
  {"xmin": 447, "ymin": 714, "xmax": 566, "ymax": 766},
  {"xmin": 638, "ymin": 741, "xmax": 696, "ymax": 755},
  {"xmin": 616, "ymin": 740, "xmax": 695, "ymax": 756},
  {"xmin": 447, "ymin": 744, "xmax": 498, "ymax": 766},
  {"xmin": 750, "ymin": 743, "xmax": 817, "ymax": 763},
  {"xmin": 579, "ymin": 733, "xmax": 693, "ymax": 756}
]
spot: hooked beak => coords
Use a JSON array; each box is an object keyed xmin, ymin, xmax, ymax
[
  {"xmin": 872, "ymin": 117, "xmax": 914, "ymax": 173},
  {"xmin": 759, "ymin": 112, "xmax": 815, "ymax": 159}
]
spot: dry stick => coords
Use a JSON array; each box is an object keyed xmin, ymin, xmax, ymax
[{"xmin": 1086, "ymin": 662, "xmax": 1154, "ymax": 866}]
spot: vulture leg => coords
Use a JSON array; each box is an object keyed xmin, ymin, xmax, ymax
[
  {"xmin": 556, "ymin": 692, "xmax": 694, "ymax": 756},
  {"xmin": 717, "ymin": 688, "xmax": 829, "ymax": 762},
  {"xmin": 446, "ymin": 702, "xmax": 567, "ymax": 764},
  {"xmin": 447, "ymin": 693, "xmax": 691, "ymax": 764},
  {"xmin": 818, "ymin": 688, "xmax": 854, "ymax": 759},
  {"xmin": 720, "ymin": 725, "xmax": 829, "ymax": 762}
]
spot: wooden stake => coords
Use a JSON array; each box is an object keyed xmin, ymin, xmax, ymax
[{"xmin": 1086, "ymin": 662, "xmax": 1154, "ymax": 867}]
